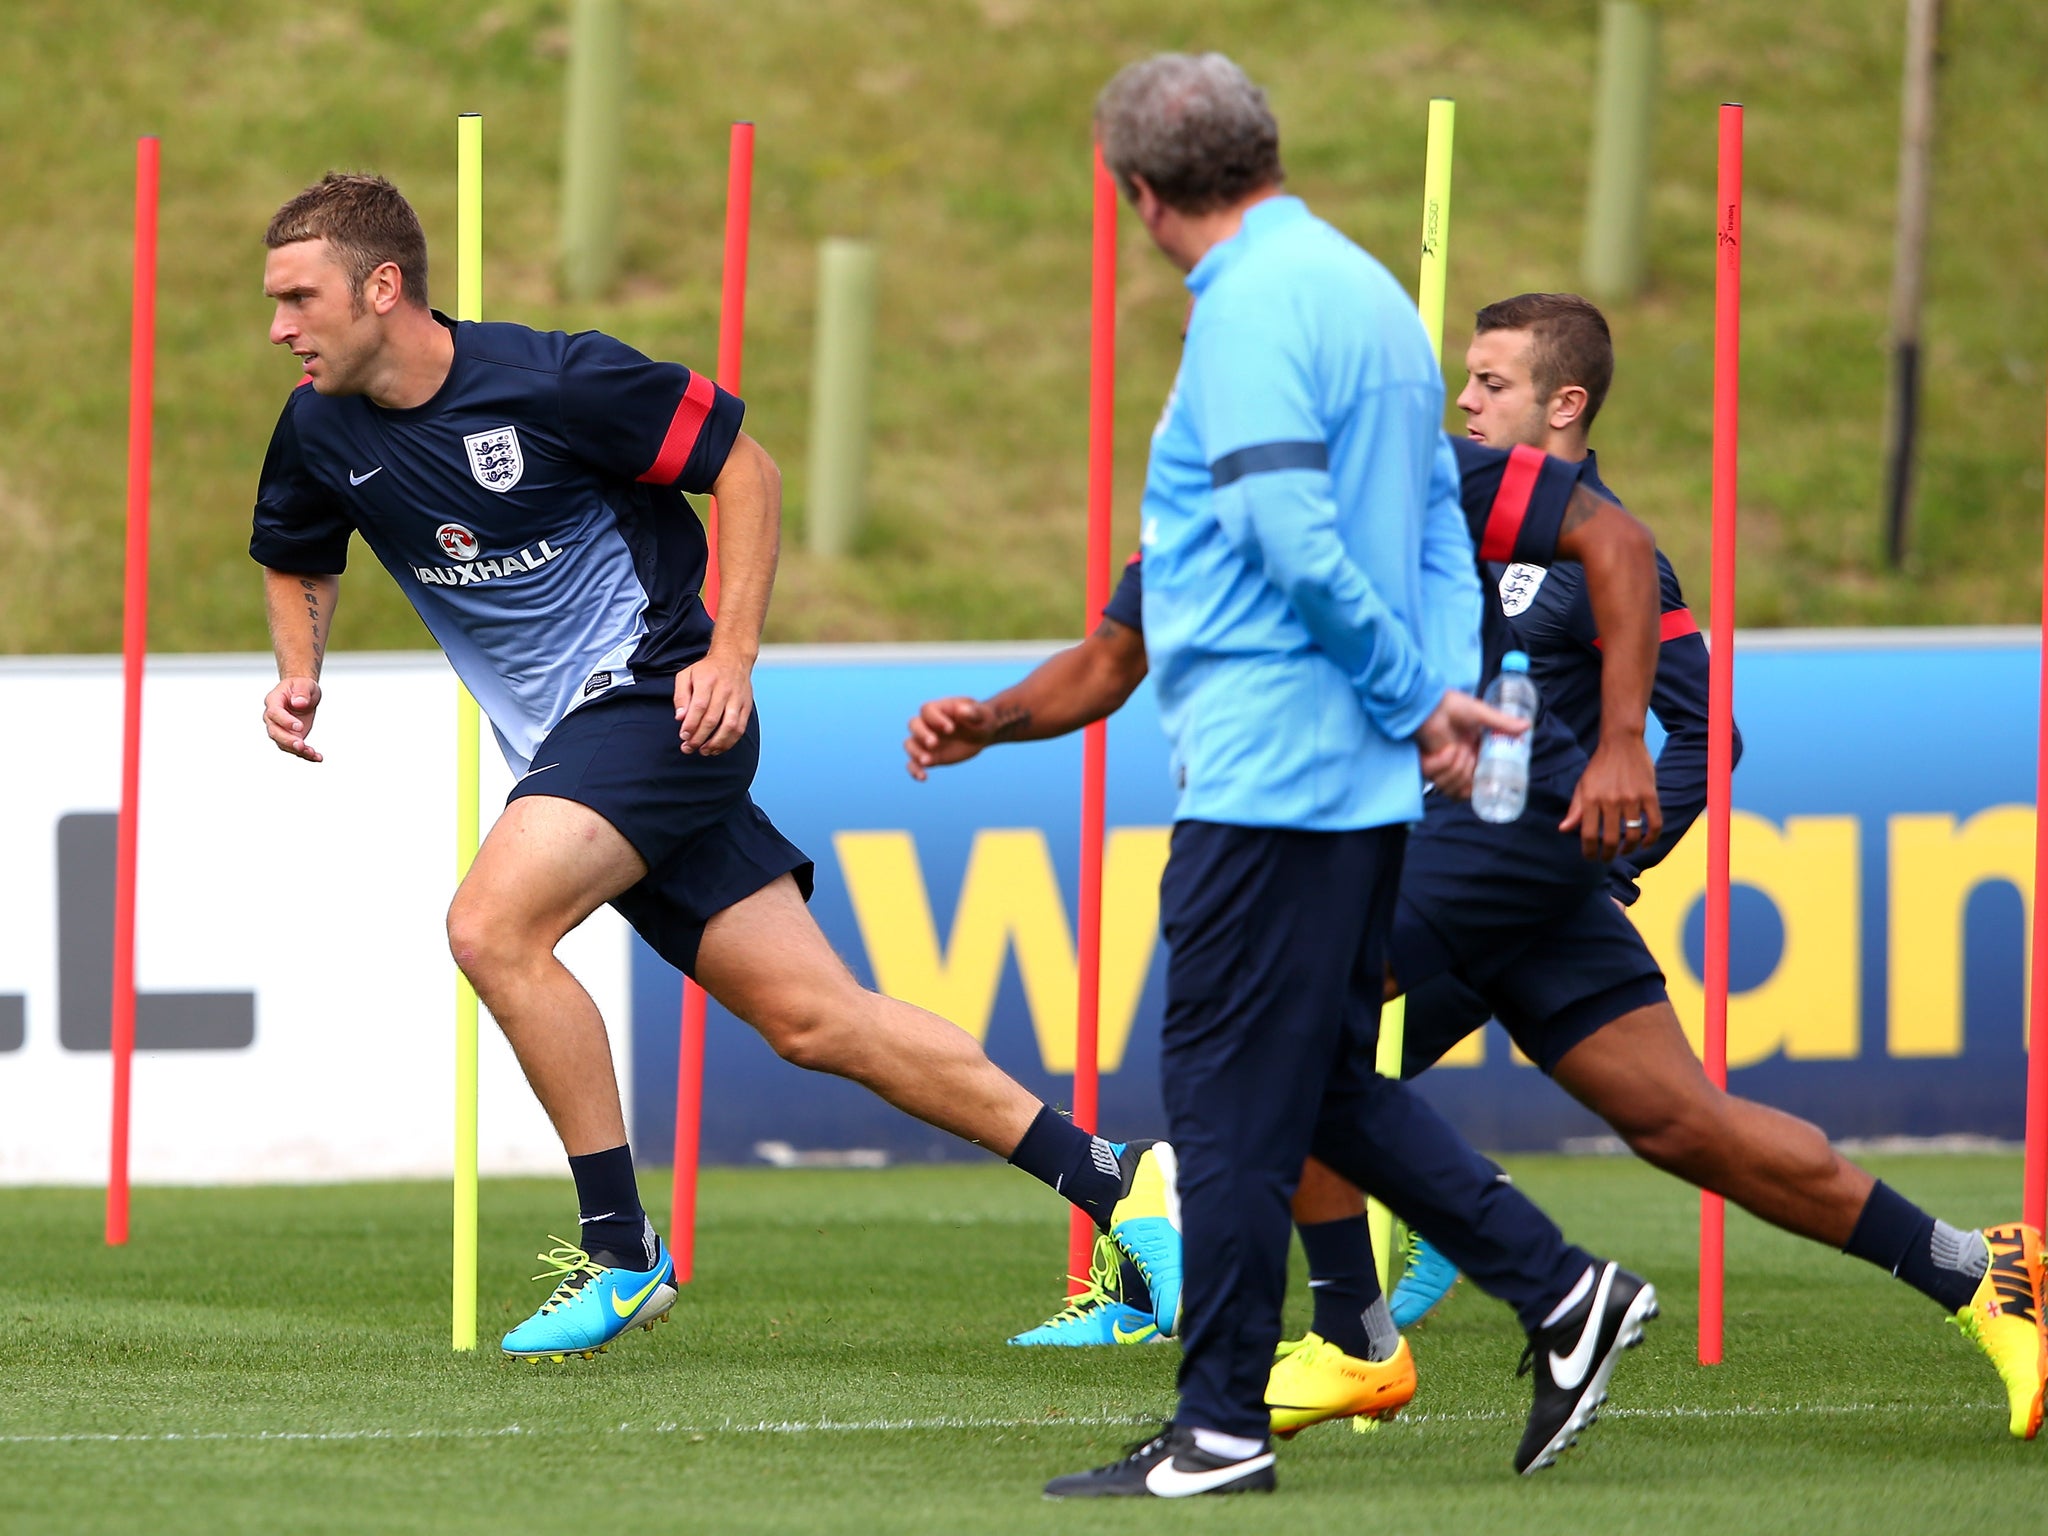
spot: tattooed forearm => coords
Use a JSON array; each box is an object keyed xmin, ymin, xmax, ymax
[
  {"xmin": 299, "ymin": 577, "xmax": 326, "ymax": 674},
  {"xmin": 988, "ymin": 703, "xmax": 1032, "ymax": 742}
]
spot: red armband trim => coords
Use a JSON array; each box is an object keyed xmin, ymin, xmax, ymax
[
  {"xmin": 637, "ymin": 371, "xmax": 718, "ymax": 485},
  {"xmin": 1593, "ymin": 608, "xmax": 1701, "ymax": 650},
  {"xmin": 1478, "ymin": 444, "xmax": 1545, "ymax": 562}
]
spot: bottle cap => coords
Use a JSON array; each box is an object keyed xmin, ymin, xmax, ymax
[{"xmin": 1502, "ymin": 650, "xmax": 1530, "ymax": 673}]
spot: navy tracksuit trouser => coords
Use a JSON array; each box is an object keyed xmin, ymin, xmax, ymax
[{"xmin": 1160, "ymin": 821, "xmax": 1591, "ymax": 1441}]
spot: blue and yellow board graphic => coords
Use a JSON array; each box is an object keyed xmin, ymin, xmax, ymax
[{"xmin": 631, "ymin": 635, "xmax": 2044, "ymax": 1160}]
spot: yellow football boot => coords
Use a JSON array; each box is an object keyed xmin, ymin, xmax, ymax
[
  {"xmin": 1951, "ymin": 1222, "xmax": 2046, "ymax": 1440},
  {"xmin": 1264, "ymin": 1331, "xmax": 1417, "ymax": 1438}
]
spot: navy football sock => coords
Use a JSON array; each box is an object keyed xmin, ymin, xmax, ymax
[
  {"xmin": 568, "ymin": 1144, "xmax": 654, "ymax": 1269},
  {"xmin": 1844, "ymin": 1180, "xmax": 1983, "ymax": 1313},
  {"xmin": 1297, "ymin": 1216, "xmax": 1381, "ymax": 1358},
  {"xmin": 1007, "ymin": 1105, "xmax": 1123, "ymax": 1229}
]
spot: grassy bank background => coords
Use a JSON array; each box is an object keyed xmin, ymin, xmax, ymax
[{"xmin": 4, "ymin": 0, "xmax": 2045, "ymax": 655}]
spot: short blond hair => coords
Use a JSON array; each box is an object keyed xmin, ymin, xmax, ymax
[{"xmin": 266, "ymin": 173, "xmax": 429, "ymax": 310}]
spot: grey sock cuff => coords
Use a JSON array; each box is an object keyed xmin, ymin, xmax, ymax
[
  {"xmin": 1360, "ymin": 1295, "xmax": 1400, "ymax": 1362},
  {"xmin": 1930, "ymin": 1220, "xmax": 1989, "ymax": 1279}
]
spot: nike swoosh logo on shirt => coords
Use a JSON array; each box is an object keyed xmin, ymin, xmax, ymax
[
  {"xmin": 348, "ymin": 466, "xmax": 383, "ymax": 486},
  {"xmin": 1548, "ymin": 1262, "xmax": 1619, "ymax": 1391},
  {"xmin": 611, "ymin": 1272, "xmax": 668, "ymax": 1319},
  {"xmin": 1144, "ymin": 1452, "xmax": 1275, "ymax": 1498}
]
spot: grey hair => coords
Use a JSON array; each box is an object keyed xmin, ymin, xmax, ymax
[{"xmin": 1093, "ymin": 53, "xmax": 1284, "ymax": 213}]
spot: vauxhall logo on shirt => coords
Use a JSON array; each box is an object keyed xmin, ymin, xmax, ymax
[{"xmin": 411, "ymin": 523, "xmax": 565, "ymax": 588}]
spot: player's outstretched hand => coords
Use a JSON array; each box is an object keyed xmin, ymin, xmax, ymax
[
  {"xmin": 1415, "ymin": 689, "xmax": 1527, "ymax": 800},
  {"xmin": 262, "ymin": 676, "xmax": 324, "ymax": 763},
  {"xmin": 1561, "ymin": 735, "xmax": 1661, "ymax": 862},
  {"xmin": 904, "ymin": 697, "xmax": 996, "ymax": 781},
  {"xmin": 675, "ymin": 647, "xmax": 755, "ymax": 757}
]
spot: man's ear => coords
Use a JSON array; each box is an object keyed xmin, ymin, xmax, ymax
[
  {"xmin": 365, "ymin": 261, "xmax": 406, "ymax": 317},
  {"xmin": 1128, "ymin": 173, "xmax": 1164, "ymax": 230},
  {"xmin": 1548, "ymin": 383, "xmax": 1590, "ymax": 433}
]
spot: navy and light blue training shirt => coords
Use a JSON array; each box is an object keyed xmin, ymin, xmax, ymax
[
  {"xmin": 1494, "ymin": 450, "xmax": 1741, "ymax": 899},
  {"xmin": 250, "ymin": 315, "xmax": 742, "ymax": 772}
]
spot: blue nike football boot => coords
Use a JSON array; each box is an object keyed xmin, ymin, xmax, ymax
[
  {"xmin": 1390, "ymin": 1232, "xmax": 1460, "ymax": 1329},
  {"xmin": 501, "ymin": 1235, "xmax": 678, "ymax": 1361},
  {"xmin": 1009, "ymin": 1233, "xmax": 1166, "ymax": 1346},
  {"xmin": 1108, "ymin": 1140, "xmax": 1183, "ymax": 1337}
]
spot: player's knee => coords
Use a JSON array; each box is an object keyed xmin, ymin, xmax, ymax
[
  {"xmin": 445, "ymin": 892, "xmax": 526, "ymax": 984},
  {"xmin": 747, "ymin": 985, "xmax": 860, "ymax": 1075}
]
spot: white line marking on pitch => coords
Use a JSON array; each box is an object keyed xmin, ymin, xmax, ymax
[{"xmin": 0, "ymin": 1401, "xmax": 2000, "ymax": 1447}]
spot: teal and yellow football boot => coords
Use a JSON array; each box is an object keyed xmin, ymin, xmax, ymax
[
  {"xmin": 501, "ymin": 1236, "xmax": 678, "ymax": 1361},
  {"xmin": 1391, "ymin": 1230, "xmax": 1460, "ymax": 1329},
  {"xmin": 1108, "ymin": 1140, "xmax": 1183, "ymax": 1337},
  {"xmin": 1009, "ymin": 1234, "xmax": 1165, "ymax": 1346}
]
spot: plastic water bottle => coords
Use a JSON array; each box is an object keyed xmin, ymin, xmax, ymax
[{"xmin": 1472, "ymin": 651, "xmax": 1538, "ymax": 824}]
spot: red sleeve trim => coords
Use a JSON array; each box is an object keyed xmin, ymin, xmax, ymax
[
  {"xmin": 1658, "ymin": 607, "xmax": 1700, "ymax": 642},
  {"xmin": 636, "ymin": 371, "xmax": 717, "ymax": 485},
  {"xmin": 1593, "ymin": 608, "xmax": 1701, "ymax": 651},
  {"xmin": 1478, "ymin": 444, "xmax": 1545, "ymax": 562}
]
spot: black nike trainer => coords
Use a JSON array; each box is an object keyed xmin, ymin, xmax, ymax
[
  {"xmin": 1514, "ymin": 1260, "xmax": 1658, "ymax": 1474},
  {"xmin": 1044, "ymin": 1422, "xmax": 1276, "ymax": 1499}
]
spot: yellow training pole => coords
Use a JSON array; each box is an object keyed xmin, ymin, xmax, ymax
[
  {"xmin": 1369, "ymin": 97, "xmax": 1455, "ymax": 1294},
  {"xmin": 1417, "ymin": 97, "xmax": 1456, "ymax": 358},
  {"xmin": 452, "ymin": 111, "xmax": 483, "ymax": 1353}
]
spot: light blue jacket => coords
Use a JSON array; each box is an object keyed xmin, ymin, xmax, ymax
[{"xmin": 1141, "ymin": 196, "xmax": 1483, "ymax": 830}]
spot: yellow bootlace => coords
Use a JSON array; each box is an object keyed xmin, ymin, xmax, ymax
[
  {"xmin": 530, "ymin": 1238, "xmax": 605, "ymax": 1315},
  {"xmin": 1037, "ymin": 1237, "xmax": 1123, "ymax": 1327}
]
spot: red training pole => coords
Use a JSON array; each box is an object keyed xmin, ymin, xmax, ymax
[
  {"xmin": 1699, "ymin": 103, "xmax": 1743, "ymax": 1364},
  {"xmin": 107, "ymin": 135, "xmax": 160, "ymax": 1248},
  {"xmin": 671, "ymin": 121, "xmax": 754, "ymax": 1281},
  {"xmin": 703, "ymin": 120, "xmax": 753, "ymax": 617},
  {"xmin": 1068, "ymin": 147, "xmax": 1117, "ymax": 1289},
  {"xmin": 2026, "ymin": 381, "xmax": 2048, "ymax": 1236}
]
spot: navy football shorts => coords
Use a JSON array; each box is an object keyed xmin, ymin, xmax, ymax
[
  {"xmin": 1395, "ymin": 890, "xmax": 1667, "ymax": 1076},
  {"xmin": 506, "ymin": 683, "xmax": 814, "ymax": 978},
  {"xmin": 1390, "ymin": 768, "xmax": 1609, "ymax": 989},
  {"xmin": 1387, "ymin": 767, "xmax": 1666, "ymax": 1075}
]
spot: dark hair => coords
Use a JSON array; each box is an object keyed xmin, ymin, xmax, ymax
[
  {"xmin": 1473, "ymin": 292, "xmax": 1614, "ymax": 429},
  {"xmin": 1094, "ymin": 53, "xmax": 1284, "ymax": 214},
  {"xmin": 266, "ymin": 173, "xmax": 429, "ymax": 310}
]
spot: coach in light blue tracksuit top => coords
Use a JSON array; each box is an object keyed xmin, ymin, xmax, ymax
[
  {"xmin": 1144, "ymin": 197, "xmax": 1483, "ymax": 828},
  {"xmin": 1046, "ymin": 56, "xmax": 1539, "ymax": 1492}
]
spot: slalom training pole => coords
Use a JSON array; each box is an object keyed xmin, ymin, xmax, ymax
[
  {"xmin": 1415, "ymin": 97, "xmax": 1456, "ymax": 357},
  {"xmin": 107, "ymin": 133, "xmax": 159, "ymax": 1248},
  {"xmin": 1700, "ymin": 102, "xmax": 1744, "ymax": 1367},
  {"xmin": 1369, "ymin": 96, "xmax": 1454, "ymax": 1292},
  {"xmin": 452, "ymin": 111, "xmax": 483, "ymax": 1353},
  {"xmin": 1068, "ymin": 146, "xmax": 1118, "ymax": 1290},
  {"xmin": 2026, "ymin": 380, "xmax": 2048, "ymax": 1236},
  {"xmin": 670, "ymin": 120, "xmax": 754, "ymax": 1280}
]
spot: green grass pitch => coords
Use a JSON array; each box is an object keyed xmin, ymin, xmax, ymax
[{"xmin": 3, "ymin": 1153, "xmax": 2040, "ymax": 1533}]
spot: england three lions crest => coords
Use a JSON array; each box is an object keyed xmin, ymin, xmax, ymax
[{"xmin": 463, "ymin": 426, "xmax": 524, "ymax": 493}]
